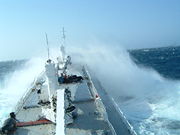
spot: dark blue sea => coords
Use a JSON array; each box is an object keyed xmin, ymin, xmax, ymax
[
  {"xmin": 0, "ymin": 60, "xmax": 25, "ymax": 87},
  {"xmin": 129, "ymin": 46, "xmax": 180, "ymax": 80},
  {"xmin": 128, "ymin": 46, "xmax": 180, "ymax": 135}
]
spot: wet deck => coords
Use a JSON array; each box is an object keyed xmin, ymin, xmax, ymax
[{"xmin": 65, "ymin": 81, "xmax": 115, "ymax": 135}]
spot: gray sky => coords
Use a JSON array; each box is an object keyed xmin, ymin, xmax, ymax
[{"xmin": 0, "ymin": 0, "xmax": 180, "ymax": 60}]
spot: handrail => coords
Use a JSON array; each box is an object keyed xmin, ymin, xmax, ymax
[
  {"xmin": 14, "ymin": 71, "xmax": 45, "ymax": 114},
  {"xmin": 111, "ymin": 98, "xmax": 137, "ymax": 135},
  {"xmin": 83, "ymin": 66, "xmax": 137, "ymax": 135},
  {"xmin": 82, "ymin": 66, "xmax": 98, "ymax": 100},
  {"xmin": 82, "ymin": 66, "xmax": 117, "ymax": 135}
]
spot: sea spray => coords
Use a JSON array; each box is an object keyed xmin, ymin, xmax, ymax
[
  {"xmin": 66, "ymin": 44, "xmax": 180, "ymax": 135},
  {"xmin": 0, "ymin": 57, "xmax": 44, "ymax": 126},
  {"xmin": 0, "ymin": 44, "xmax": 180, "ymax": 134}
]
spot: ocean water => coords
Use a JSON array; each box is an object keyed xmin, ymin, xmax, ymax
[
  {"xmin": 0, "ymin": 60, "xmax": 25, "ymax": 87},
  {"xmin": 130, "ymin": 46, "xmax": 180, "ymax": 80},
  {"xmin": 0, "ymin": 60, "xmax": 25, "ymax": 124},
  {"xmin": 0, "ymin": 46, "xmax": 180, "ymax": 135},
  {"xmin": 72, "ymin": 45, "xmax": 180, "ymax": 135},
  {"xmin": 0, "ymin": 58, "xmax": 44, "ymax": 126},
  {"xmin": 128, "ymin": 46, "xmax": 180, "ymax": 135}
]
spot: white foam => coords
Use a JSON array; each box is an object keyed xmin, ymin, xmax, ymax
[
  {"xmin": 65, "ymin": 43, "xmax": 180, "ymax": 135},
  {"xmin": 1, "ymin": 43, "xmax": 180, "ymax": 134},
  {"xmin": 0, "ymin": 57, "xmax": 44, "ymax": 126}
]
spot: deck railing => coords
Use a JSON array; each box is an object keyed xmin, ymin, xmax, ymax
[
  {"xmin": 14, "ymin": 71, "xmax": 45, "ymax": 114},
  {"xmin": 111, "ymin": 98, "xmax": 138, "ymax": 135}
]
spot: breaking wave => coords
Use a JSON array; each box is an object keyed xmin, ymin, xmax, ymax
[
  {"xmin": 0, "ymin": 57, "xmax": 44, "ymax": 126},
  {"xmin": 67, "ymin": 44, "xmax": 180, "ymax": 135},
  {"xmin": 0, "ymin": 43, "xmax": 180, "ymax": 135}
]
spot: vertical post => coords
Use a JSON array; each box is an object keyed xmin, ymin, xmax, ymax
[
  {"xmin": 45, "ymin": 61, "xmax": 58, "ymax": 96},
  {"xmin": 62, "ymin": 27, "xmax": 66, "ymax": 41},
  {"xmin": 45, "ymin": 33, "xmax": 50, "ymax": 59},
  {"xmin": 60, "ymin": 27, "xmax": 66, "ymax": 62},
  {"xmin": 56, "ymin": 89, "xmax": 65, "ymax": 135}
]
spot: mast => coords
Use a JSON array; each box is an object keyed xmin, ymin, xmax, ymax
[
  {"xmin": 62, "ymin": 27, "xmax": 66, "ymax": 43},
  {"xmin": 57, "ymin": 27, "xmax": 71, "ymax": 74},
  {"xmin": 60, "ymin": 27, "xmax": 66, "ymax": 62},
  {"xmin": 45, "ymin": 33, "xmax": 50, "ymax": 60}
]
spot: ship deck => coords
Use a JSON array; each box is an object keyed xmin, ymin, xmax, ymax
[
  {"xmin": 1, "ymin": 62, "xmax": 137, "ymax": 135},
  {"xmin": 65, "ymin": 81, "xmax": 115, "ymax": 135},
  {"xmin": 9, "ymin": 67, "xmax": 116, "ymax": 135}
]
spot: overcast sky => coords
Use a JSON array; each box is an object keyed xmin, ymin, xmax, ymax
[{"xmin": 0, "ymin": 0, "xmax": 180, "ymax": 61}]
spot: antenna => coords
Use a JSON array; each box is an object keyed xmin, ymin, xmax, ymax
[
  {"xmin": 45, "ymin": 33, "xmax": 50, "ymax": 59},
  {"xmin": 61, "ymin": 27, "xmax": 66, "ymax": 46},
  {"xmin": 62, "ymin": 27, "xmax": 66, "ymax": 41},
  {"xmin": 60, "ymin": 27, "xmax": 66, "ymax": 62}
]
